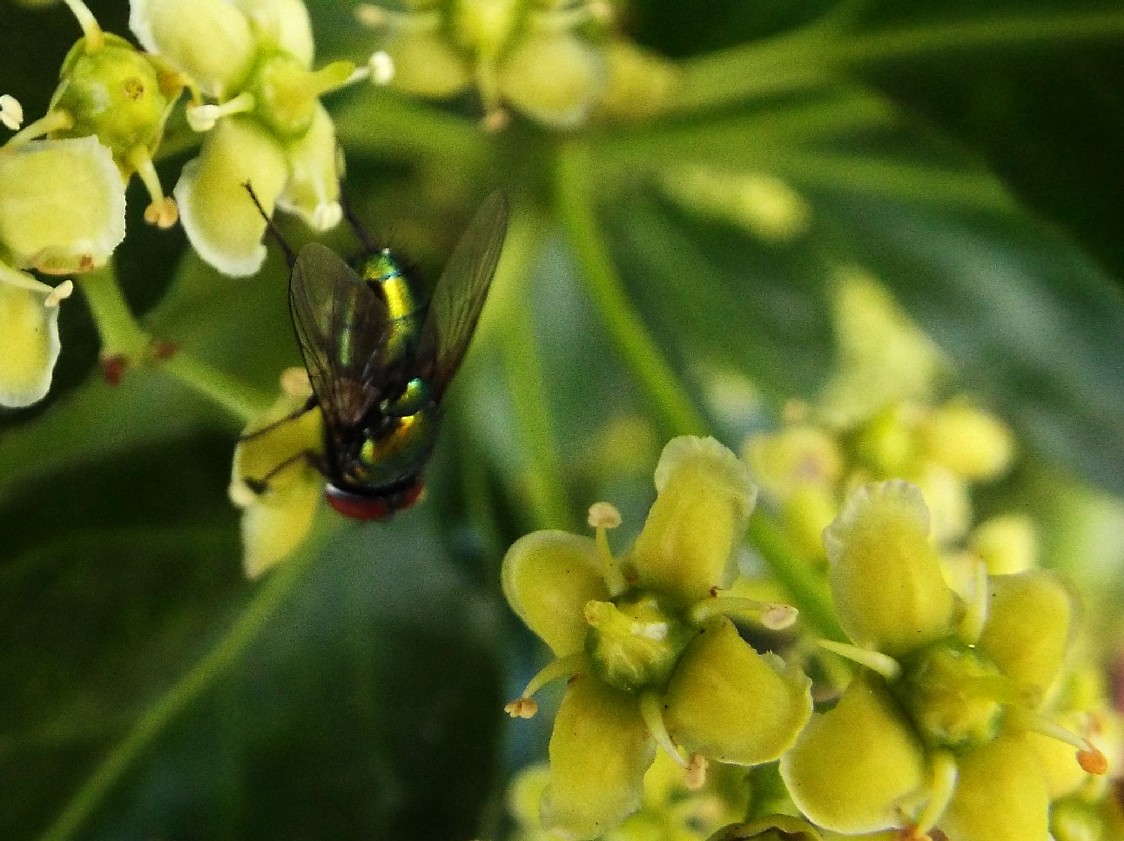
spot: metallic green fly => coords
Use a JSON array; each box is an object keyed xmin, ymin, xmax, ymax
[{"xmin": 246, "ymin": 189, "xmax": 509, "ymax": 519}]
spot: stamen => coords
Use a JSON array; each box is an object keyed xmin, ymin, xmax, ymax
[
  {"xmin": 0, "ymin": 263, "xmax": 54, "ymax": 294},
  {"xmin": 43, "ymin": 280, "xmax": 74, "ymax": 308},
  {"xmin": 280, "ymin": 367, "xmax": 313, "ymax": 399},
  {"xmin": 638, "ymin": 691, "xmax": 688, "ymax": 768},
  {"xmin": 588, "ymin": 502, "xmax": 627, "ymax": 596},
  {"xmin": 0, "ymin": 94, "xmax": 23, "ymax": 131},
  {"xmin": 354, "ymin": 4, "xmax": 441, "ymax": 33},
  {"xmin": 818, "ymin": 639, "xmax": 902, "ymax": 681},
  {"xmin": 186, "ymin": 92, "xmax": 255, "ymax": 132},
  {"xmin": 689, "ymin": 595, "xmax": 798, "ymax": 631},
  {"xmin": 62, "ymin": 0, "xmax": 105, "ymax": 51},
  {"xmin": 956, "ymin": 559, "xmax": 989, "ymax": 645},
  {"xmin": 1009, "ymin": 709, "xmax": 1109, "ymax": 775},
  {"xmin": 5, "ymin": 109, "xmax": 75, "ymax": 146},
  {"xmin": 684, "ymin": 754, "xmax": 708, "ymax": 790},
  {"xmin": 367, "ymin": 51, "xmax": 395, "ymax": 86},
  {"xmin": 129, "ymin": 147, "xmax": 179, "ymax": 229},
  {"xmin": 504, "ymin": 653, "xmax": 586, "ymax": 718},
  {"xmin": 908, "ymin": 750, "xmax": 957, "ymax": 839},
  {"xmin": 481, "ymin": 107, "xmax": 510, "ymax": 133},
  {"xmin": 587, "ymin": 501, "xmax": 621, "ymax": 529}
]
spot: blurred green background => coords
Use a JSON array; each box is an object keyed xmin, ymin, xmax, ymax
[{"xmin": 2, "ymin": 1, "xmax": 1123, "ymax": 839}]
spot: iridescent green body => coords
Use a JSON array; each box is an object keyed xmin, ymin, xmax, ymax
[
  {"xmin": 334, "ymin": 248, "xmax": 440, "ymax": 493},
  {"xmin": 280, "ymin": 190, "xmax": 508, "ymax": 520}
]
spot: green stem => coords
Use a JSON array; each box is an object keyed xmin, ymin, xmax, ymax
[
  {"xmin": 674, "ymin": 9, "xmax": 1124, "ymax": 112},
  {"xmin": 160, "ymin": 352, "xmax": 270, "ymax": 425},
  {"xmin": 496, "ymin": 205, "xmax": 575, "ymax": 530},
  {"xmin": 80, "ymin": 263, "xmax": 268, "ymax": 424},
  {"xmin": 80, "ymin": 265, "xmax": 148, "ymax": 359},
  {"xmin": 554, "ymin": 141, "xmax": 706, "ymax": 438},
  {"xmin": 36, "ymin": 533, "xmax": 323, "ymax": 841}
]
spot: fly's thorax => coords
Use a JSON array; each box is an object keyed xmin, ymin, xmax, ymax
[{"xmin": 361, "ymin": 247, "xmax": 430, "ymax": 362}]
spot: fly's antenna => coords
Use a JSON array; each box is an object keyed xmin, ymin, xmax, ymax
[
  {"xmin": 243, "ymin": 181, "xmax": 296, "ymax": 268},
  {"xmin": 339, "ymin": 184, "xmax": 379, "ymax": 255}
]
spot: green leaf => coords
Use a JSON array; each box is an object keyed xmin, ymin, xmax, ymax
[{"xmin": 1, "ymin": 490, "xmax": 503, "ymax": 841}]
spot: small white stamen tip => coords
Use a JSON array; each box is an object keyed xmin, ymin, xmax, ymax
[
  {"xmin": 1, "ymin": 94, "xmax": 24, "ymax": 131},
  {"xmin": 589, "ymin": 0, "xmax": 614, "ymax": 23},
  {"xmin": 481, "ymin": 108, "xmax": 510, "ymax": 133},
  {"xmin": 503, "ymin": 697, "xmax": 538, "ymax": 719},
  {"xmin": 44, "ymin": 280, "xmax": 74, "ymax": 308},
  {"xmin": 587, "ymin": 501, "xmax": 622, "ymax": 529},
  {"xmin": 355, "ymin": 4, "xmax": 389, "ymax": 28},
  {"xmin": 312, "ymin": 201, "xmax": 343, "ymax": 231},
  {"xmin": 762, "ymin": 603, "xmax": 798, "ymax": 630},
  {"xmin": 684, "ymin": 754, "xmax": 708, "ymax": 790},
  {"xmin": 186, "ymin": 104, "xmax": 220, "ymax": 133},
  {"xmin": 144, "ymin": 197, "xmax": 179, "ymax": 229},
  {"xmin": 228, "ymin": 480, "xmax": 259, "ymax": 508},
  {"xmin": 368, "ymin": 50, "xmax": 395, "ymax": 85},
  {"xmin": 280, "ymin": 366, "xmax": 313, "ymax": 398}
]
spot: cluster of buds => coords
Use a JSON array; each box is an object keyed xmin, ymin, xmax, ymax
[{"xmin": 358, "ymin": 0, "xmax": 678, "ymax": 129}]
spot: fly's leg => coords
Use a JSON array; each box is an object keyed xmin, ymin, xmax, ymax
[
  {"xmin": 242, "ymin": 181, "xmax": 296, "ymax": 267},
  {"xmin": 237, "ymin": 394, "xmax": 318, "ymax": 444},
  {"xmin": 241, "ymin": 448, "xmax": 328, "ymax": 496}
]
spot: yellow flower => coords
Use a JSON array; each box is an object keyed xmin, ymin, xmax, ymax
[
  {"xmin": 781, "ymin": 480, "xmax": 1106, "ymax": 841},
  {"xmin": 502, "ymin": 436, "xmax": 812, "ymax": 840},
  {"xmin": 0, "ymin": 133, "xmax": 125, "ymax": 406},
  {"xmin": 361, "ymin": 0, "xmax": 677, "ymax": 128},
  {"xmin": 229, "ymin": 369, "xmax": 323, "ymax": 578},
  {"xmin": 130, "ymin": 0, "xmax": 353, "ymax": 275}
]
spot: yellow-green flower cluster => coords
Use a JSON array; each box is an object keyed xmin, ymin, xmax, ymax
[
  {"xmin": 780, "ymin": 480, "xmax": 1110, "ymax": 841},
  {"xmin": 745, "ymin": 270, "xmax": 1017, "ymax": 565},
  {"xmin": 502, "ymin": 436, "xmax": 813, "ymax": 839},
  {"xmin": 228, "ymin": 368, "xmax": 324, "ymax": 579},
  {"xmin": 358, "ymin": 0, "xmax": 677, "ymax": 128},
  {"xmin": 0, "ymin": 115, "xmax": 125, "ymax": 406},
  {"xmin": 7, "ymin": 0, "xmax": 182, "ymax": 228},
  {"xmin": 129, "ymin": 0, "xmax": 355, "ymax": 275},
  {"xmin": 508, "ymin": 751, "xmax": 751, "ymax": 841}
]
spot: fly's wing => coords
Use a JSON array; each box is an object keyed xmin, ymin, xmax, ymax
[
  {"xmin": 290, "ymin": 243, "xmax": 390, "ymax": 429},
  {"xmin": 417, "ymin": 191, "xmax": 509, "ymax": 398}
]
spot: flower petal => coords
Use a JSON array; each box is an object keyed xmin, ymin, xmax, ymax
[
  {"xmin": 976, "ymin": 570, "xmax": 1072, "ymax": 692},
  {"xmin": 231, "ymin": 391, "xmax": 323, "ymax": 577},
  {"xmin": 501, "ymin": 530, "xmax": 609, "ymax": 657},
  {"xmin": 664, "ymin": 618, "xmax": 812, "ymax": 765},
  {"xmin": 780, "ymin": 673, "xmax": 927, "ymax": 834},
  {"xmin": 384, "ymin": 32, "xmax": 473, "ymax": 98},
  {"xmin": 940, "ymin": 736, "xmax": 1049, "ymax": 841},
  {"xmin": 174, "ymin": 116, "xmax": 289, "ymax": 277},
  {"xmin": 632, "ymin": 436, "xmax": 757, "ymax": 605},
  {"xmin": 541, "ymin": 674, "xmax": 655, "ymax": 840},
  {"xmin": 823, "ymin": 480, "xmax": 955, "ymax": 657},
  {"xmin": 277, "ymin": 104, "xmax": 341, "ymax": 231},
  {"xmin": 499, "ymin": 31, "xmax": 607, "ymax": 128},
  {"xmin": 130, "ymin": 0, "xmax": 255, "ymax": 97},
  {"xmin": 0, "ymin": 136, "xmax": 125, "ymax": 274},
  {"xmin": 0, "ymin": 267, "xmax": 62, "ymax": 407},
  {"xmin": 233, "ymin": 0, "xmax": 315, "ymax": 66}
]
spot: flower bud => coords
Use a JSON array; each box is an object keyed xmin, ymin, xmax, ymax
[{"xmin": 50, "ymin": 34, "xmax": 176, "ymax": 175}]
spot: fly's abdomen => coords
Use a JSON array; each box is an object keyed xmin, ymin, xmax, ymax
[{"xmin": 339, "ymin": 374, "xmax": 440, "ymax": 492}]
